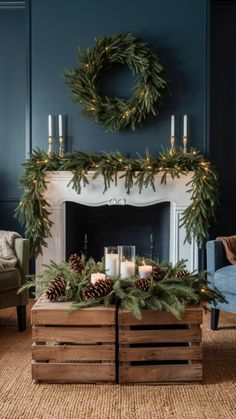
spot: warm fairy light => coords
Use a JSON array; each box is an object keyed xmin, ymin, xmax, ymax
[
  {"xmin": 91, "ymin": 107, "xmax": 95, "ymax": 111},
  {"xmin": 147, "ymin": 165, "xmax": 153, "ymax": 170},
  {"xmin": 33, "ymin": 180, "xmax": 37, "ymax": 184},
  {"xmin": 200, "ymin": 288, "xmax": 206, "ymax": 293},
  {"xmin": 85, "ymin": 63, "xmax": 90, "ymax": 68},
  {"xmin": 119, "ymin": 158, "xmax": 123, "ymax": 162},
  {"xmin": 193, "ymin": 151, "xmax": 196, "ymax": 155}
]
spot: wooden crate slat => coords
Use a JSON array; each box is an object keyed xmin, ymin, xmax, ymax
[
  {"xmin": 32, "ymin": 343, "xmax": 115, "ymax": 362},
  {"xmin": 31, "ymin": 297, "xmax": 116, "ymax": 383},
  {"xmin": 32, "ymin": 325, "xmax": 115, "ymax": 344},
  {"xmin": 118, "ymin": 306, "xmax": 203, "ymax": 384},
  {"xmin": 31, "ymin": 297, "xmax": 116, "ymax": 326},
  {"xmin": 119, "ymin": 346, "xmax": 202, "ymax": 362},
  {"xmin": 119, "ymin": 364, "xmax": 203, "ymax": 383},
  {"xmin": 119, "ymin": 326, "xmax": 201, "ymax": 344},
  {"xmin": 118, "ymin": 306, "xmax": 203, "ymax": 326},
  {"xmin": 32, "ymin": 361, "xmax": 115, "ymax": 383}
]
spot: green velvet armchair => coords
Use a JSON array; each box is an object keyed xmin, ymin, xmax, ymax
[{"xmin": 0, "ymin": 238, "xmax": 29, "ymax": 331}]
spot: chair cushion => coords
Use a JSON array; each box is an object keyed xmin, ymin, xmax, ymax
[
  {"xmin": 214, "ymin": 265, "xmax": 236, "ymax": 294},
  {"xmin": 0, "ymin": 268, "xmax": 21, "ymax": 291}
]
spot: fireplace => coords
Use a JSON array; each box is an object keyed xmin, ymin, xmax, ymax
[
  {"xmin": 36, "ymin": 171, "xmax": 198, "ymax": 273},
  {"xmin": 65, "ymin": 202, "xmax": 170, "ymax": 262}
]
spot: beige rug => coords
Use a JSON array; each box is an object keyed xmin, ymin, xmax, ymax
[{"xmin": 0, "ymin": 303, "xmax": 236, "ymax": 419}]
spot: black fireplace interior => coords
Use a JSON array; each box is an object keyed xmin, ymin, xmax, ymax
[{"xmin": 66, "ymin": 202, "xmax": 170, "ymax": 262}]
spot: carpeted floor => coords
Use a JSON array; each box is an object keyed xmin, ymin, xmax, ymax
[{"xmin": 0, "ymin": 302, "xmax": 236, "ymax": 419}]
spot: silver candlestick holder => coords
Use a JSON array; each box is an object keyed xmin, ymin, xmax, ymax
[
  {"xmin": 183, "ymin": 136, "xmax": 188, "ymax": 153},
  {"xmin": 59, "ymin": 136, "xmax": 64, "ymax": 157},
  {"xmin": 170, "ymin": 135, "xmax": 175, "ymax": 154},
  {"xmin": 47, "ymin": 136, "xmax": 53, "ymax": 156}
]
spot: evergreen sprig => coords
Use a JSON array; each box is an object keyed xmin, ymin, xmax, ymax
[
  {"xmin": 15, "ymin": 147, "xmax": 219, "ymax": 255},
  {"xmin": 18, "ymin": 257, "xmax": 226, "ymax": 320},
  {"xmin": 63, "ymin": 32, "xmax": 168, "ymax": 132}
]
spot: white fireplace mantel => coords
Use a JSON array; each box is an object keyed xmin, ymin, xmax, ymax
[{"xmin": 36, "ymin": 171, "xmax": 198, "ymax": 273}]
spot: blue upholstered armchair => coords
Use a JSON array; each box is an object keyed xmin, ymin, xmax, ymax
[{"xmin": 206, "ymin": 240, "xmax": 236, "ymax": 330}]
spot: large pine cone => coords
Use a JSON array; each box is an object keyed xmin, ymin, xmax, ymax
[
  {"xmin": 68, "ymin": 253, "xmax": 85, "ymax": 274},
  {"xmin": 45, "ymin": 274, "xmax": 66, "ymax": 301},
  {"xmin": 83, "ymin": 278, "xmax": 113, "ymax": 301},
  {"xmin": 134, "ymin": 277, "xmax": 150, "ymax": 292},
  {"xmin": 152, "ymin": 265, "xmax": 167, "ymax": 282},
  {"xmin": 175, "ymin": 269, "xmax": 191, "ymax": 278}
]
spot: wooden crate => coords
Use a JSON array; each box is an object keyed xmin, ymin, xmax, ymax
[
  {"xmin": 31, "ymin": 296, "xmax": 116, "ymax": 384},
  {"xmin": 118, "ymin": 306, "xmax": 203, "ymax": 384}
]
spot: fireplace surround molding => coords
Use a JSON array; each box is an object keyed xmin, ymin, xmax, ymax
[{"xmin": 36, "ymin": 171, "xmax": 198, "ymax": 273}]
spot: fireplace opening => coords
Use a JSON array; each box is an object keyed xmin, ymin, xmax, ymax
[{"xmin": 66, "ymin": 202, "xmax": 170, "ymax": 262}]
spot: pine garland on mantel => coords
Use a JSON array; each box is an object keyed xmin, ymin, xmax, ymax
[{"xmin": 15, "ymin": 147, "xmax": 219, "ymax": 256}]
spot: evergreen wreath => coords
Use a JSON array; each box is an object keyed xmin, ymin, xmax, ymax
[
  {"xmin": 15, "ymin": 147, "xmax": 219, "ymax": 256},
  {"xmin": 63, "ymin": 32, "xmax": 168, "ymax": 132}
]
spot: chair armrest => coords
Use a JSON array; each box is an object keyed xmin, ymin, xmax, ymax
[
  {"xmin": 206, "ymin": 240, "xmax": 229, "ymax": 286},
  {"xmin": 14, "ymin": 238, "xmax": 30, "ymax": 285}
]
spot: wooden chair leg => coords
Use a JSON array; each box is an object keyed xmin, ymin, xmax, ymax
[
  {"xmin": 211, "ymin": 308, "xmax": 220, "ymax": 330},
  {"xmin": 17, "ymin": 305, "xmax": 26, "ymax": 331}
]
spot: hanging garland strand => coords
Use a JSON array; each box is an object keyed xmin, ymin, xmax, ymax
[
  {"xmin": 15, "ymin": 147, "xmax": 219, "ymax": 256},
  {"xmin": 63, "ymin": 32, "xmax": 168, "ymax": 132}
]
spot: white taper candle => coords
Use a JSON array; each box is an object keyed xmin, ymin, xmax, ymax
[
  {"xmin": 171, "ymin": 114, "xmax": 175, "ymax": 137},
  {"xmin": 48, "ymin": 115, "xmax": 52, "ymax": 137},
  {"xmin": 59, "ymin": 114, "xmax": 63, "ymax": 137},
  {"xmin": 183, "ymin": 114, "xmax": 187, "ymax": 137}
]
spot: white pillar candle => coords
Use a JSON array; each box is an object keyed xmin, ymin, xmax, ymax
[
  {"xmin": 59, "ymin": 114, "xmax": 63, "ymax": 137},
  {"xmin": 183, "ymin": 114, "xmax": 187, "ymax": 137},
  {"xmin": 138, "ymin": 265, "xmax": 152, "ymax": 279},
  {"xmin": 105, "ymin": 253, "xmax": 119, "ymax": 277},
  {"xmin": 171, "ymin": 114, "xmax": 175, "ymax": 137},
  {"xmin": 120, "ymin": 260, "xmax": 135, "ymax": 278},
  {"xmin": 48, "ymin": 114, "xmax": 52, "ymax": 137},
  {"xmin": 91, "ymin": 272, "xmax": 106, "ymax": 284}
]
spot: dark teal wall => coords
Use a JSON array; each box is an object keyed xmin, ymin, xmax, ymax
[
  {"xmin": 0, "ymin": 2, "xmax": 26, "ymax": 232},
  {"xmin": 0, "ymin": 0, "xmax": 210, "ymax": 234},
  {"xmin": 31, "ymin": 0, "xmax": 209, "ymax": 155},
  {"xmin": 210, "ymin": 0, "xmax": 236, "ymax": 237}
]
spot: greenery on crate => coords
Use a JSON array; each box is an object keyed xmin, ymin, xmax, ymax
[
  {"xmin": 15, "ymin": 147, "xmax": 219, "ymax": 256},
  {"xmin": 63, "ymin": 32, "xmax": 168, "ymax": 132},
  {"xmin": 19, "ymin": 255, "xmax": 226, "ymax": 320}
]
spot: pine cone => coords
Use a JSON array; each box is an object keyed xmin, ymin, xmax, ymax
[
  {"xmin": 175, "ymin": 269, "xmax": 191, "ymax": 278},
  {"xmin": 83, "ymin": 278, "xmax": 113, "ymax": 301},
  {"xmin": 45, "ymin": 274, "xmax": 66, "ymax": 301},
  {"xmin": 152, "ymin": 265, "xmax": 167, "ymax": 282},
  {"xmin": 68, "ymin": 253, "xmax": 85, "ymax": 273},
  {"xmin": 133, "ymin": 277, "xmax": 150, "ymax": 292}
]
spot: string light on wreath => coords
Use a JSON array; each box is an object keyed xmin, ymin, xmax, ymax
[{"xmin": 64, "ymin": 32, "xmax": 168, "ymax": 132}]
